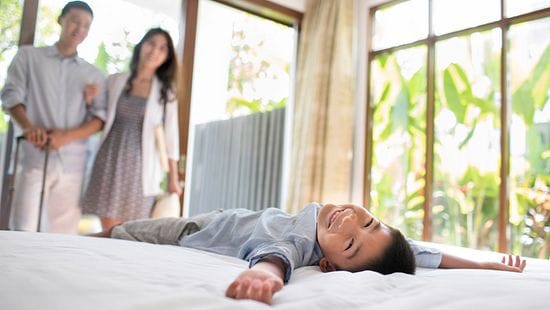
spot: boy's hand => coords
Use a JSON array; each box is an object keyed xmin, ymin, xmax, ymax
[
  {"xmin": 225, "ymin": 267, "xmax": 283, "ymax": 305},
  {"xmin": 481, "ymin": 255, "xmax": 526, "ymax": 273}
]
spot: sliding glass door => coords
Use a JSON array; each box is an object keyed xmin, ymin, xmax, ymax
[{"xmin": 185, "ymin": 0, "xmax": 298, "ymax": 216}]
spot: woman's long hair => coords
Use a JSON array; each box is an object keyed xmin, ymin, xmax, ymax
[{"xmin": 126, "ymin": 28, "xmax": 177, "ymax": 105}]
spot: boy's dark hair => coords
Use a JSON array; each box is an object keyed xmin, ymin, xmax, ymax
[
  {"xmin": 61, "ymin": 1, "xmax": 93, "ymax": 18},
  {"xmin": 365, "ymin": 226, "xmax": 416, "ymax": 275}
]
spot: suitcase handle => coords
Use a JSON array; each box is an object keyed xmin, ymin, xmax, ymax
[
  {"xmin": 16, "ymin": 135, "xmax": 50, "ymax": 144},
  {"xmin": 12, "ymin": 135, "xmax": 50, "ymax": 232}
]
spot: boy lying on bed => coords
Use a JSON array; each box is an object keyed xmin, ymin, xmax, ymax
[{"xmin": 90, "ymin": 202, "xmax": 526, "ymax": 304}]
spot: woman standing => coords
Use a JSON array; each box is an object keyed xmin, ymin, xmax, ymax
[{"xmin": 83, "ymin": 28, "xmax": 181, "ymax": 230}]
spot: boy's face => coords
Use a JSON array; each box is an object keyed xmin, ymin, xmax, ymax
[
  {"xmin": 316, "ymin": 203, "xmax": 392, "ymax": 272},
  {"xmin": 58, "ymin": 8, "xmax": 92, "ymax": 47}
]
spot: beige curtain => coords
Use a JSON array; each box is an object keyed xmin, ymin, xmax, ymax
[{"xmin": 286, "ymin": 0, "xmax": 356, "ymax": 213}]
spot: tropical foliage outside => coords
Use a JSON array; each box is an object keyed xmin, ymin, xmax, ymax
[
  {"xmin": 370, "ymin": 27, "xmax": 549, "ymax": 259},
  {"xmin": 0, "ymin": 0, "xmax": 23, "ymax": 136},
  {"xmin": 225, "ymin": 12, "xmax": 290, "ymax": 116}
]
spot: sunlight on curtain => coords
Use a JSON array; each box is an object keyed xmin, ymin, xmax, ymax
[{"xmin": 286, "ymin": 0, "xmax": 356, "ymax": 213}]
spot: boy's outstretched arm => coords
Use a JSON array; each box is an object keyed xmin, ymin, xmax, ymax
[
  {"xmin": 440, "ymin": 253, "xmax": 526, "ymax": 272},
  {"xmin": 225, "ymin": 256, "xmax": 285, "ymax": 305}
]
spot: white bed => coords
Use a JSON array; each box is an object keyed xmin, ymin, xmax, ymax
[{"xmin": 1, "ymin": 231, "xmax": 549, "ymax": 309}]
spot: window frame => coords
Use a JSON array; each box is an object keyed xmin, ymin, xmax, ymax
[
  {"xmin": 364, "ymin": 0, "xmax": 550, "ymax": 252},
  {"xmin": 0, "ymin": 0, "xmax": 302, "ymax": 226},
  {"xmin": 180, "ymin": 0, "xmax": 301, "ymax": 215}
]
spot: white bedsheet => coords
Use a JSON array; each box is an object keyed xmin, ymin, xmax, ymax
[{"xmin": 1, "ymin": 231, "xmax": 549, "ymax": 309}]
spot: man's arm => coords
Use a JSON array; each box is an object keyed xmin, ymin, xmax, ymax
[
  {"xmin": 48, "ymin": 116, "xmax": 104, "ymax": 150},
  {"xmin": 9, "ymin": 104, "xmax": 32, "ymax": 130},
  {"xmin": 440, "ymin": 253, "xmax": 526, "ymax": 272},
  {"xmin": 9, "ymin": 104, "xmax": 49, "ymax": 147},
  {"xmin": 225, "ymin": 255, "xmax": 285, "ymax": 305}
]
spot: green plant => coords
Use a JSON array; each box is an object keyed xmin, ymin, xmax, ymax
[
  {"xmin": 370, "ymin": 38, "xmax": 549, "ymax": 258},
  {"xmin": 226, "ymin": 97, "xmax": 286, "ymax": 114},
  {"xmin": 509, "ymin": 45, "xmax": 550, "ymax": 259},
  {"xmin": 371, "ymin": 50, "xmax": 426, "ymax": 241},
  {"xmin": 0, "ymin": 0, "xmax": 23, "ymax": 133},
  {"xmin": 94, "ymin": 31, "xmax": 133, "ymax": 75},
  {"xmin": 225, "ymin": 14, "xmax": 289, "ymax": 115}
]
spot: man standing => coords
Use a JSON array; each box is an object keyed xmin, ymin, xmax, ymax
[{"xmin": 1, "ymin": 1, "xmax": 106, "ymax": 233}]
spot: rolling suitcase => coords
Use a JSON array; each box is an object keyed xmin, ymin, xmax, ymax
[{"xmin": 8, "ymin": 136, "xmax": 51, "ymax": 232}]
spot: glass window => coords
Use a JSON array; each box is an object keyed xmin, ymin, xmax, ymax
[
  {"xmin": 373, "ymin": 0, "xmax": 428, "ymax": 50},
  {"xmin": 433, "ymin": 0, "xmax": 500, "ymax": 35},
  {"xmin": 190, "ymin": 0, "xmax": 295, "ymax": 123},
  {"xmin": 184, "ymin": 0, "xmax": 296, "ymax": 215},
  {"xmin": 35, "ymin": 0, "xmax": 181, "ymax": 74},
  {"xmin": 432, "ymin": 29, "xmax": 502, "ymax": 250},
  {"xmin": 31, "ymin": 0, "xmax": 182, "ymax": 232},
  {"xmin": 0, "ymin": 0, "xmax": 22, "ymax": 123},
  {"xmin": 370, "ymin": 47, "xmax": 427, "ymax": 240},
  {"xmin": 0, "ymin": 0, "xmax": 23, "ymax": 208},
  {"xmin": 506, "ymin": 0, "xmax": 550, "ymax": 17},
  {"xmin": 508, "ymin": 18, "xmax": 550, "ymax": 259},
  {"xmin": 369, "ymin": 0, "xmax": 549, "ymax": 258}
]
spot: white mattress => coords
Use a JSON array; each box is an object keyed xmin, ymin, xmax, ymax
[{"xmin": 1, "ymin": 231, "xmax": 549, "ymax": 309}]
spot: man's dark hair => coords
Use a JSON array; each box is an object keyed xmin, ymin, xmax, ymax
[
  {"xmin": 61, "ymin": 1, "xmax": 93, "ymax": 18},
  {"xmin": 366, "ymin": 226, "xmax": 416, "ymax": 275}
]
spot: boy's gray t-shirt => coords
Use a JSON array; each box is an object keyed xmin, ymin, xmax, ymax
[{"xmin": 180, "ymin": 202, "xmax": 442, "ymax": 281}]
